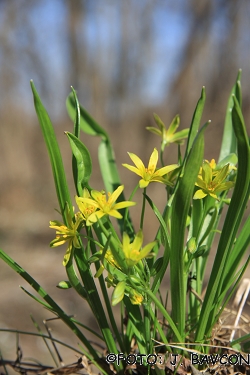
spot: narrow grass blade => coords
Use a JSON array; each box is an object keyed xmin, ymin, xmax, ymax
[
  {"xmin": 0, "ymin": 248, "xmax": 98, "ymax": 359},
  {"xmin": 30, "ymin": 315, "xmax": 58, "ymax": 366},
  {"xmin": 170, "ymin": 122, "xmax": 208, "ymax": 340},
  {"xmin": 0, "ymin": 328, "xmax": 84, "ymax": 355},
  {"xmin": 222, "ymin": 215, "xmax": 250, "ymax": 290},
  {"xmin": 30, "ymin": 81, "xmax": 72, "ymax": 221},
  {"xmin": 70, "ymin": 87, "xmax": 81, "ymax": 194},
  {"xmin": 219, "ymin": 70, "xmax": 242, "ymax": 161},
  {"xmin": 185, "ymin": 86, "xmax": 206, "ymax": 157},
  {"xmin": 144, "ymin": 193, "xmax": 170, "ymax": 293}
]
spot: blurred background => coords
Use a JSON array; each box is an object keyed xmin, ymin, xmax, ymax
[{"xmin": 0, "ymin": 0, "xmax": 250, "ymax": 369}]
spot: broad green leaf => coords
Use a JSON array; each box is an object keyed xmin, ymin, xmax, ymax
[
  {"xmin": 30, "ymin": 81, "xmax": 72, "ymax": 222},
  {"xmin": 65, "ymin": 132, "xmax": 92, "ymax": 195}
]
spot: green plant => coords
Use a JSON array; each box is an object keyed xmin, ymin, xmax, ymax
[{"xmin": 0, "ymin": 71, "xmax": 249, "ymax": 374}]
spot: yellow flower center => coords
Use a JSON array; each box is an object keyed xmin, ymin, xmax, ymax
[
  {"xmin": 96, "ymin": 192, "xmax": 113, "ymax": 213},
  {"xmin": 83, "ymin": 205, "xmax": 96, "ymax": 218},
  {"xmin": 144, "ymin": 167, "xmax": 157, "ymax": 180},
  {"xmin": 207, "ymin": 181, "xmax": 217, "ymax": 192},
  {"xmin": 130, "ymin": 249, "xmax": 140, "ymax": 258}
]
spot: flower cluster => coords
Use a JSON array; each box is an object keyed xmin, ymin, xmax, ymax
[
  {"xmin": 49, "ymin": 141, "xmax": 236, "ymax": 306},
  {"xmin": 50, "ymin": 185, "xmax": 135, "ymax": 266}
]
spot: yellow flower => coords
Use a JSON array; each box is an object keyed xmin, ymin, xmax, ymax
[
  {"xmin": 146, "ymin": 113, "xmax": 189, "ymax": 146},
  {"xmin": 49, "ymin": 207, "xmax": 83, "ymax": 266},
  {"xmin": 129, "ymin": 289, "xmax": 144, "ymax": 305},
  {"xmin": 75, "ymin": 187, "xmax": 97, "ymax": 220},
  {"xmin": 77, "ymin": 185, "xmax": 136, "ymax": 226},
  {"xmin": 122, "ymin": 230, "xmax": 156, "ymax": 267},
  {"xmin": 193, "ymin": 161, "xmax": 235, "ymax": 200},
  {"xmin": 122, "ymin": 148, "xmax": 178, "ymax": 188}
]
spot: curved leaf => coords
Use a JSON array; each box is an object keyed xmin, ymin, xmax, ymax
[
  {"xmin": 30, "ymin": 81, "xmax": 72, "ymax": 222},
  {"xmin": 65, "ymin": 132, "xmax": 92, "ymax": 195},
  {"xmin": 66, "ymin": 93, "xmax": 108, "ymax": 139},
  {"xmin": 219, "ymin": 70, "xmax": 242, "ymax": 161}
]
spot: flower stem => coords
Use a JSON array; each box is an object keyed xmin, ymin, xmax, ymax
[{"xmin": 140, "ymin": 188, "xmax": 147, "ymax": 229}]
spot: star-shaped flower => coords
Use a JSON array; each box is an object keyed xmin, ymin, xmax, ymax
[
  {"xmin": 49, "ymin": 206, "xmax": 83, "ymax": 266},
  {"xmin": 146, "ymin": 113, "xmax": 189, "ymax": 146},
  {"xmin": 122, "ymin": 148, "xmax": 178, "ymax": 188},
  {"xmin": 122, "ymin": 229, "xmax": 156, "ymax": 267},
  {"xmin": 75, "ymin": 187, "xmax": 97, "ymax": 221},
  {"xmin": 77, "ymin": 185, "xmax": 136, "ymax": 226},
  {"xmin": 193, "ymin": 161, "xmax": 235, "ymax": 200}
]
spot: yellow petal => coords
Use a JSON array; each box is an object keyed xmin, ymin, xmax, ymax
[
  {"xmin": 108, "ymin": 209, "xmax": 123, "ymax": 219},
  {"xmin": 139, "ymin": 179, "xmax": 150, "ymax": 188},
  {"xmin": 193, "ymin": 189, "xmax": 207, "ymax": 199},
  {"xmin": 148, "ymin": 148, "xmax": 158, "ymax": 173},
  {"xmin": 122, "ymin": 163, "xmax": 143, "ymax": 177},
  {"xmin": 122, "ymin": 232, "xmax": 130, "ymax": 258},
  {"xmin": 133, "ymin": 229, "xmax": 143, "ymax": 251},
  {"xmin": 108, "ymin": 185, "xmax": 124, "ymax": 205},
  {"xmin": 127, "ymin": 152, "xmax": 145, "ymax": 174},
  {"xmin": 114, "ymin": 201, "xmax": 136, "ymax": 210},
  {"xmin": 86, "ymin": 210, "xmax": 105, "ymax": 225},
  {"xmin": 138, "ymin": 241, "xmax": 156, "ymax": 260},
  {"xmin": 156, "ymin": 164, "xmax": 178, "ymax": 176},
  {"xmin": 146, "ymin": 127, "xmax": 162, "ymax": 136},
  {"xmin": 91, "ymin": 190, "xmax": 106, "ymax": 204},
  {"xmin": 77, "ymin": 196, "xmax": 99, "ymax": 208},
  {"xmin": 62, "ymin": 246, "xmax": 72, "ymax": 266}
]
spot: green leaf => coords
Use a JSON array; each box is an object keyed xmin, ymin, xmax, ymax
[
  {"xmin": 219, "ymin": 70, "xmax": 242, "ymax": 161},
  {"xmin": 144, "ymin": 193, "xmax": 170, "ymax": 294},
  {"xmin": 30, "ymin": 81, "xmax": 72, "ymax": 222},
  {"xmin": 215, "ymin": 153, "xmax": 238, "ymax": 170},
  {"xmin": 70, "ymin": 87, "xmax": 80, "ymax": 138},
  {"xmin": 65, "ymin": 132, "xmax": 92, "ymax": 195},
  {"xmin": 98, "ymin": 139, "xmax": 121, "ymax": 193},
  {"xmin": 66, "ymin": 92, "xmax": 108, "ymax": 139},
  {"xmin": 170, "ymin": 121, "xmax": 208, "ymax": 339},
  {"xmin": 66, "ymin": 93, "xmax": 134, "ymax": 236},
  {"xmin": 185, "ymin": 86, "xmax": 206, "ymax": 156},
  {"xmin": 195, "ymin": 93, "xmax": 250, "ymax": 344},
  {"xmin": 0, "ymin": 248, "xmax": 97, "ymax": 358}
]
